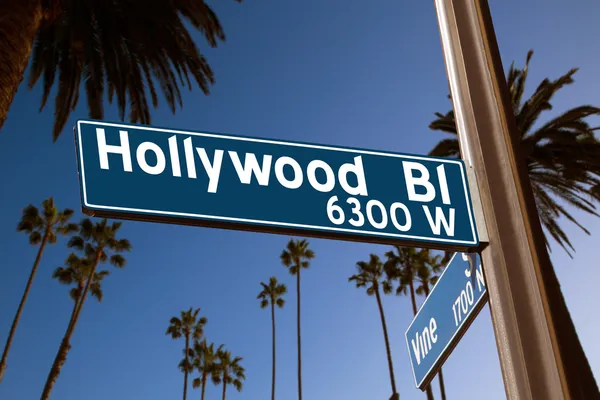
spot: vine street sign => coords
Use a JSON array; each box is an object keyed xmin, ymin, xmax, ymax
[
  {"xmin": 405, "ymin": 252, "xmax": 488, "ymax": 389},
  {"xmin": 74, "ymin": 120, "xmax": 479, "ymax": 249}
]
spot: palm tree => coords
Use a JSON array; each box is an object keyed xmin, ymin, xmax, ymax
[
  {"xmin": 415, "ymin": 253, "xmax": 447, "ymax": 400},
  {"xmin": 40, "ymin": 218, "xmax": 131, "ymax": 400},
  {"xmin": 429, "ymin": 51, "xmax": 600, "ymax": 257},
  {"xmin": 415, "ymin": 253, "xmax": 445, "ymax": 297},
  {"xmin": 0, "ymin": 198, "xmax": 77, "ymax": 383},
  {"xmin": 280, "ymin": 238, "xmax": 314, "ymax": 400},
  {"xmin": 429, "ymin": 50, "xmax": 600, "ymax": 395},
  {"xmin": 191, "ymin": 339, "xmax": 223, "ymax": 400},
  {"xmin": 167, "ymin": 308, "xmax": 208, "ymax": 400},
  {"xmin": 257, "ymin": 277, "xmax": 287, "ymax": 400},
  {"xmin": 52, "ymin": 253, "xmax": 109, "ymax": 324},
  {"xmin": 349, "ymin": 254, "xmax": 399, "ymax": 400},
  {"xmin": 0, "ymin": 0, "xmax": 242, "ymax": 139},
  {"xmin": 383, "ymin": 246, "xmax": 424, "ymax": 315},
  {"xmin": 215, "ymin": 349, "xmax": 245, "ymax": 400},
  {"xmin": 384, "ymin": 246, "xmax": 434, "ymax": 400},
  {"xmin": 51, "ymin": 252, "xmax": 110, "ymax": 361}
]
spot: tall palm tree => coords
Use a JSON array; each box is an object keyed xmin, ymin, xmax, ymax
[
  {"xmin": 384, "ymin": 246, "xmax": 434, "ymax": 400},
  {"xmin": 280, "ymin": 238, "xmax": 314, "ymax": 400},
  {"xmin": 0, "ymin": 197, "xmax": 77, "ymax": 383},
  {"xmin": 167, "ymin": 308, "xmax": 208, "ymax": 400},
  {"xmin": 429, "ymin": 50, "xmax": 600, "ymax": 395},
  {"xmin": 40, "ymin": 218, "xmax": 131, "ymax": 400},
  {"xmin": 215, "ymin": 349, "xmax": 245, "ymax": 400},
  {"xmin": 429, "ymin": 51, "xmax": 600, "ymax": 256},
  {"xmin": 349, "ymin": 254, "xmax": 399, "ymax": 400},
  {"xmin": 0, "ymin": 0, "xmax": 242, "ymax": 139},
  {"xmin": 191, "ymin": 339, "xmax": 223, "ymax": 400},
  {"xmin": 415, "ymin": 252, "xmax": 446, "ymax": 400},
  {"xmin": 51, "ymin": 252, "xmax": 110, "ymax": 377},
  {"xmin": 257, "ymin": 277, "xmax": 287, "ymax": 400}
]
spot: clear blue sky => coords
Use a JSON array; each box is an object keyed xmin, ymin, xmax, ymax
[{"xmin": 1, "ymin": 2, "xmax": 600, "ymax": 399}]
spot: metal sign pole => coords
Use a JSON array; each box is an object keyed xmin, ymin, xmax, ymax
[{"xmin": 433, "ymin": 0, "xmax": 598, "ymax": 398}]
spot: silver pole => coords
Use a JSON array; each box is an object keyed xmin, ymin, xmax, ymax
[{"xmin": 433, "ymin": 0, "xmax": 578, "ymax": 398}]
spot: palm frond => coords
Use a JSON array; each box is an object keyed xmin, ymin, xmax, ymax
[
  {"xmin": 109, "ymin": 254, "xmax": 126, "ymax": 268},
  {"xmin": 29, "ymin": 0, "xmax": 240, "ymax": 140},
  {"xmin": 280, "ymin": 250, "xmax": 292, "ymax": 267},
  {"xmin": 68, "ymin": 235, "xmax": 85, "ymax": 250},
  {"xmin": 17, "ymin": 204, "xmax": 44, "ymax": 235},
  {"xmin": 53, "ymin": 266, "xmax": 74, "ymax": 284},
  {"xmin": 56, "ymin": 222, "xmax": 79, "ymax": 235},
  {"xmin": 28, "ymin": 231, "xmax": 43, "ymax": 245},
  {"xmin": 351, "ymin": 254, "xmax": 386, "ymax": 295},
  {"xmin": 428, "ymin": 138, "xmax": 461, "ymax": 158},
  {"xmin": 281, "ymin": 238, "xmax": 314, "ymax": 275},
  {"xmin": 191, "ymin": 377, "xmax": 202, "ymax": 389}
]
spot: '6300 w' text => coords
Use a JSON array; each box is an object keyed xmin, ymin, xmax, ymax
[{"xmin": 326, "ymin": 162, "xmax": 456, "ymax": 236}]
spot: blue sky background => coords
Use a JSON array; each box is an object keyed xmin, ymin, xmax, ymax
[{"xmin": 1, "ymin": 1, "xmax": 599, "ymax": 399}]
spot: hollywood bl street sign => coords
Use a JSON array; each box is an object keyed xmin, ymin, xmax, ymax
[{"xmin": 73, "ymin": 120, "xmax": 479, "ymax": 250}]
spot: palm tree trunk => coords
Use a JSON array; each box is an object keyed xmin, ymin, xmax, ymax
[
  {"xmin": 296, "ymin": 267, "xmax": 302, "ymax": 400},
  {"xmin": 423, "ymin": 284, "xmax": 445, "ymax": 400},
  {"xmin": 37, "ymin": 287, "xmax": 81, "ymax": 398},
  {"xmin": 0, "ymin": 232, "xmax": 48, "ymax": 383},
  {"xmin": 183, "ymin": 335, "xmax": 189, "ymax": 400},
  {"xmin": 201, "ymin": 373, "xmax": 207, "ymax": 400},
  {"xmin": 271, "ymin": 302, "xmax": 276, "ymax": 400},
  {"xmin": 408, "ymin": 270, "xmax": 434, "ymax": 399},
  {"xmin": 40, "ymin": 252, "xmax": 101, "ymax": 400},
  {"xmin": 426, "ymin": 386, "xmax": 435, "ymax": 400},
  {"xmin": 222, "ymin": 377, "xmax": 227, "ymax": 400},
  {"xmin": 64, "ymin": 284, "xmax": 84, "ymax": 343},
  {"xmin": 437, "ymin": 369, "xmax": 447, "ymax": 400},
  {"xmin": 0, "ymin": 0, "xmax": 43, "ymax": 130},
  {"xmin": 39, "ymin": 285, "xmax": 81, "ymax": 396},
  {"xmin": 374, "ymin": 286, "xmax": 398, "ymax": 398},
  {"xmin": 543, "ymin": 261, "xmax": 600, "ymax": 397},
  {"xmin": 408, "ymin": 266, "xmax": 418, "ymax": 315}
]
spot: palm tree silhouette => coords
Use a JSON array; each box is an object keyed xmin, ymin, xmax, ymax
[
  {"xmin": 280, "ymin": 238, "xmax": 314, "ymax": 400},
  {"xmin": 257, "ymin": 277, "xmax": 287, "ymax": 400},
  {"xmin": 384, "ymin": 246, "xmax": 435, "ymax": 400},
  {"xmin": 41, "ymin": 218, "xmax": 131, "ymax": 399},
  {"xmin": 191, "ymin": 339, "xmax": 222, "ymax": 400},
  {"xmin": 349, "ymin": 254, "xmax": 399, "ymax": 400},
  {"xmin": 167, "ymin": 308, "xmax": 208, "ymax": 400},
  {"xmin": 0, "ymin": 198, "xmax": 77, "ymax": 383},
  {"xmin": 215, "ymin": 348, "xmax": 245, "ymax": 399},
  {"xmin": 0, "ymin": 0, "xmax": 242, "ymax": 138}
]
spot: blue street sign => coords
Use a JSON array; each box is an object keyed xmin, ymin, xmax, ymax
[
  {"xmin": 74, "ymin": 120, "xmax": 479, "ymax": 249},
  {"xmin": 405, "ymin": 253, "xmax": 488, "ymax": 389}
]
